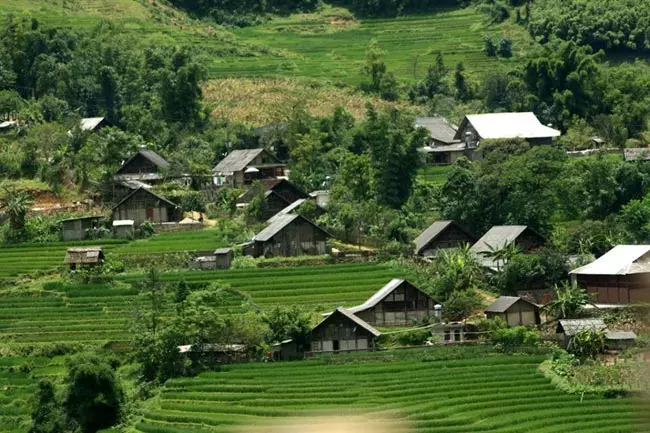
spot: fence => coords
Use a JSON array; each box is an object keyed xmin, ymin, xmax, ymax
[{"xmin": 153, "ymin": 222, "xmax": 204, "ymax": 233}]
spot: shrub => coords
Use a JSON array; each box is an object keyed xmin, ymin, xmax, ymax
[
  {"xmin": 497, "ymin": 38, "xmax": 513, "ymax": 58},
  {"xmin": 483, "ymin": 36, "xmax": 497, "ymax": 57},
  {"xmin": 568, "ymin": 328, "xmax": 605, "ymax": 360},
  {"xmin": 231, "ymin": 255, "xmax": 258, "ymax": 269},
  {"xmin": 490, "ymin": 325, "xmax": 540, "ymax": 350},
  {"xmin": 139, "ymin": 221, "xmax": 155, "ymax": 238},
  {"xmin": 396, "ymin": 328, "xmax": 431, "ymax": 346}
]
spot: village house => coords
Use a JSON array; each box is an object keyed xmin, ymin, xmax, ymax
[
  {"xmin": 238, "ymin": 179, "xmax": 309, "ymax": 206},
  {"xmin": 309, "ymin": 307, "xmax": 380, "ymax": 354},
  {"xmin": 336, "ymin": 279, "xmax": 439, "ymax": 326},
  {"xmin": 569, "ymin": 245, "xmax": 650, "ymax": 304},
  {"xmin": 470, "ymin": 225, "xmax": 545, "ymax": 270},
  {"xmin": 244, "ymin": 213, "xmax": 331, "ymax": 258},
  {"xmin": 213, "ymin": 148, "xmax": 286, "ymax": 187},
  {"xmin": 413, "ymin": 220, "xmax": 476, "ymax": 257},
  {"xmin": 415, "ymin": 116, "xmax": 469, "ymax": 165},
  {"xmin": 556, "ymin": 318, "xmax": 637, "ymax": 350},
  {"xmin": 112, "ymin": 187, "xmax": 179, "ymax": 227},
  {"xmin": 267, "ymin": 198, "xmax": 326, "ymax": 223},
  {"xmin": 113, "ymin": 148, "xmax": 170, "ymax": 191},
  {"xmin": 60, "ymin": 215, "xmax": 103, "ymax": 241},
  {"xmin": 484, "ymin": 296, "xmax": 541, "ymax": 327},
  {"xmin": 65, "ymin": 247, "xmax": 104, "ymax": 270},
  {"xmin": 454, "ymin": 112, "xmax": 561, "ymax": 149}
]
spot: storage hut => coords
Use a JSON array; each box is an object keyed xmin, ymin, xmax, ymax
[
  {"xmin": 245, "ymin": 214, "xmax": 331, "ymax": 258},
  {"xmin": 213, "ymin": 148, "xmax": 286, "ymax": 187},
  {"xmin": 432, "ymin": 322, "xmax": 478, "ymax": 343},
  {"xmin": 556, "ymin": 318, "xmax": 607, "ymax": 349},
  {"xmin": 310, "ymin": 307, "xmax": 380, "ymax": 354},
  {"xmin": 470, "ymin": 225, "xmax": 545, "ymax": 270},
  {"xmin": 484, "ymin": 296, "xmax": 541, "ymax": 327},
  {"xmin": 309, "ymin": 190, "xmax": 330, "ymax": 208},
  {"xmin": 65, "ymin": 247, "xmax": 104, "ymax": 270},
  {"xmin": 413, "ymin": 220, "xmax": 476, "ymax": 257},
  {"xmin": 604, "ymin": 330, "xmax": 637, "ymax": 350},
  {"xmin": 340, "ymin": 279, "xmax": 439, "ymax": 326},
  {"xmin": 569, "ymin": 245, "xmax": 650, "ymax": 304},
  {"xmin": 112, "ymin": 220, "xmax": 134, "ymax": 239},
  {"xmin": 112, "ymin": 187, "xmax": 179, "ymax": 226},
  {"xmin": 214, "ymin": 248, "xmax": 234, "ymax": 269},
  {"xmin": 60, "ymin": 216, "xmax": 103, "ymax": 241}
]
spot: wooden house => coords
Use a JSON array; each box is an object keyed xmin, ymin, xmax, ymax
[
  {"xmin": 244, "ymin": 214, "xmax": 331, "ymax": 258},
  {"xmin": 342, "ymin": 279, "xmax": 439, "ymax": 326},
  {"xmin": 484, "ymin": 296, "xmax": 540, "ymax": 327},
  {"xmin": 415, "ymin": 116, "xmax": 469, "ymax": 165},
  {"xmin": 470, "ymin": 225, "xmax": 545, "ymax": 270},
  {"xmin": 238, "ymin": 179, "xmax": 309, "ymax": 207},
  {"xmin": 112, "ymin": 187, "xmax": 179, "ymax": 227},
  {"xmin": 65, "ymin": 247, "xmax": 104, "ymax": 270},
  {"xmin": 413, "ymin": 220, "xmax": 476, "ymax": 257},
  {"xmin": 114, "ymin": 148, "xmax": 170, "ymax": 186},
  {"xmin": 267, "ymin": 198, "xmax": 326, "ymax": 223},
  {"xmin": 60, "ymin": 216, "xmax": 103, "ymax": 241},
  {"xmin": 454, "ymin": 112, "xmax": 560, "ymax": 148},
  {"xmin": 213, "ymin": 148, "xmax": 286, "ymax": 187},
  {"xmin": 570, "ymin": 245, "xmax": 650, "ymax": 304},
  {"xmin": 310, "ymin": 307, "xmax": 380, "ymax": 354},
  {"xmin": 112, "ymin": 220, "xmax": 134, "ymax": 239}
]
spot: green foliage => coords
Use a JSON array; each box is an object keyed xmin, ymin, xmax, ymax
[
  {"xmin": 543, "ymin": 282, "xmax": 591, "ymax": 320},
  {"xmin": 29, "ymin": 380, "xmax": 66, "ymax": 433},
  {"xmin": 432, "ymin": 246, "xmax": 481, "ymax": 299},
  {"xmin": 483, "ymin": 36, "xmax": 497, "ymax": 57},
  {"xmin": 489, "ymin": 320, "xmax": 541, "ymax": 350},
  {"xmin": 443, "ymin": 290, "xmax": 484, "ymax": 322},
  {"xmin": 529, "ymin": 0, "xmax": 650, "ymax": 54},
  {"xmin": 139, "ymin": 221, "xmax": 155, "ymax": 238},
  {"xmin": 262, "ymin": 305, "xmax": 313, "ymax": 348},
  {"xmin": 244, "ymin": 180, "xmax": 268, "ymax": 222},
  {"xmin": 568, "ymin": 328, "xmax": 605, "ymax": 361},
  {"xmin": 479, "ymin": 0, "xmax": 510, "ymax": 24},
  {"xmin": 497, "ymin": 38, "xmax": 512, "ymax": 58},
  {"xmin": 62, "ymin": 353, "xmax": 125, "ymax": 433},
  {"xmin": 396, "ymin": 328, "xmax": 431, "ymax": 346},
  {"xmin": 0, "ymin": 185, "xmax": 34, "ymax": 237}
]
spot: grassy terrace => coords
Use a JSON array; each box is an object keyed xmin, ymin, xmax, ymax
[
  {"xmin": 136, "ymin": 352, "xmax": 646, "ymax": 433},
  {"xmin": 0, "ymin": 263, "xmax": 400, "ymax": 345}
]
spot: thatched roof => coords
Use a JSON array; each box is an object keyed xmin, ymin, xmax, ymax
[{"xmin": 65, "ymin": 247, "xmax": 104, "ymax": 264}]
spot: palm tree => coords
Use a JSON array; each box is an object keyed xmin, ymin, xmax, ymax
[
  {"xmin": 483, "ymin": 241, "xmax": 521, "ymax": 271},
  {"xmin": 0, "ymin": 186, "xmax": 34, "ymax": 231},
  {"xmin": 543, "ymin": 281, "xmax": 591, "ymax": 320}
]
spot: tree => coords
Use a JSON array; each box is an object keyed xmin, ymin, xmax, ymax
[
  {"xmin": 29, "ymin": 381, "xmax": 65, "ymax": 433},
  {"xmin": 483, "ymin": 36, "xmax": 497, "ymax": 57},
  {"xmin": 568, "ymin": 328, "xmax": 605, "ymax": 361},
  {"xmin": 497, "ymin": 38, "xmax": 512, "ymax": 58},
  {"xmin": 443, "ymin": 290, "xmax": 484, "ymax": 322},
  {"xmin": 62, "ymin": 354, "xmax": 124, "ymax": 433},
  {"xmin": 263, "ymin": 305, "xmax": 313, "ymax": 350},
  {"xmin": 0, "ymin": 186, "xmax": 34, "ymax": 238},
  {"xmin": 543, "ymin": 282, "xmax": 591, "ymax": 320},
  {"xmin": 454, "ymin": 62, "xmax": 470, "ymax": 101},
  {"xmin": 137, "ymin": 268, "xmax": 166, "ymax": 337},
  {"xmin": 433, "ymin": 245, "xmax": 482, "ymax": 299},
  {"xmin": 244, "ymin": 180, "xmax": 268, "ymax": 222},
  {"xmin": 363, "ymin": 39, "xmax": 387, "ymax": 92}
]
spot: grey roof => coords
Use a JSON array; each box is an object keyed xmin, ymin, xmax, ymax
[
  {"xmin": 346, "ymin": 279, "xmax": 434, "ymax": 315},
  {"xmin": 605, "ymin": 330, "xmax": 637, "ymax": 340},
  {"xmin": 413, "ymin": 220, "xmax": 473, "ymax": 255},
  {"xmin": 214, "ymin": 247, "xmax": 233, "ymax": 255},
  {"xmin": 254, "ymin": 213, "xmax": 331, "ymax": 242},
  {"xmin": 213, "ymin": 148, "xmax": 275, "ymax": 174},
  {"xmin": 112, "ymin": 187, "xmax": 177, "ymax": 210},
  {"xmin": 454, "ymin": 112, "xmax": 561, "ymax": 140},
  {"xmin": 119, "ymin": 179, "xmax": 153, "ymax": 190},
  {"xmin": 116, "ymin": 149, "xmax": 170, "ymax": 174},
  {"xmin": 470, "ymin": 225, "xmax": 540, "ymax": 268},
  {"xmin": 314, "ymin": 307, "xmax": 381, "ymax": 337},
  {"xmin": 570, "ymin": 245, "xmax": 650, "ymax": 276},
  {"xmin": 415, "ymin": 116, "xmax": 460, "ymax": 144},
  {"xmin": 65, "ymin": 247, "xmax": 104, "ymax": 264},
  {"xmin": 60, "ymin": 215, "xmax": 103, "ymax": 223},
  {"xmin": 80, "ymin": 117, "xmax": 105, "ymax": 131},
  {"xmin": 484, "ymin": 296, "xmax": 538, "ymax": 313},
  {"xmin": 557, "ymin": 319, "xmax": 606, "ymax": 337},
  {"xmin": 112, "ymin": 220, "xmax": 134, "ymax": 227},
  {"xmin": 420, "ymin": 143, "xmax": 467, "ymax": 153}
]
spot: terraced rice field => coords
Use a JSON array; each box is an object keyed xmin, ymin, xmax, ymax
[
  {"xmin": 0, "ymin": 229, "xmax": 231, "ymax": 280},
  {"xmin": 0, "ymin": 263, "xmax": 400, "ymax": 345},
  {"xmin": 136, "ymin": 353, "xmax": 646, "ymax": 433}
]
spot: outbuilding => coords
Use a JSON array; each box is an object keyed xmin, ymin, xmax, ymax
[
  {"xmin": 112, "ymin": 187, "xmax": 179, "ymax": 226},
  {"xmin": 65, "ymin": 247, "xmax": 104, "ymax": 270},
  {"xmin": 556, "ymin": 318, "xmax": 607, "ymax": 349},
  {"xmin": 309, "ymin": 307, "xmax": 380, "ymax": 354},
  {"xmin": 245, "ymin": 213, "xmax": 331, "ymax": 258},
  {"xmin": 60, "ymin": 216, "xmax": 103, "ymax": 241},
  {"xmin": 190, "ymin": 248, "xmax": 234, "ymax": 270},
  {"xmin": 112, "ymin": 220, "xmax": 134, "ymax": 239},
  {"xmin": 341, "ymin": 279, "xmax": 439, "ymax": 326},
  {"xmin": 484, "ymin": 296, "xmax": 541, "ymax": 327},
  {"xmin": 413, "ymin": 220, "xmax": 476, "ymax": 257}
]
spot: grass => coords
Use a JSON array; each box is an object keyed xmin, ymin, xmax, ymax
[
  {"xmin": 134, "ymin": 351, "xmax": 646, "ymax": 433},
  {"xmin": 417, "ymin": 165, "xmax": 454, "ymax": 186}
]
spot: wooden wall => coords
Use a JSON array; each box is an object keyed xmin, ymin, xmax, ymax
[
  {"xmin": 256, "ymin": 219, "xmax": 329, "ymax": 258},
  {"xmin": 577, "ymin": 274, "xmax": 650, "ymax": 304},
  {"xmin": 420, "ymin": 225, "xmax": 474, "ymax": 256},
  {"xmin": 310, "ymin": 313, "xmax": 374, "ymax": 353},
  {"xmin": 113, "ymin": 189, "xmax": 177, "ymax": 226},
  {"xmin": 486, "ymin": 300, "xmax": 539, "ymax": 327},
  {"xmin": 355, "ymin": 282, "xmax": 435, "ymax": 326}
]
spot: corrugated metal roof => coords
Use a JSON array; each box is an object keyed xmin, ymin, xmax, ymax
[
  {"xmin": 116, "ymin": 149, "xmax": 169, "ymax": 175},
  {"xmin": 112, "ymin": 187, "xmax": 177, "ymax": 211},
  {"xmin": 80, "ymin": 117, "xmax": 105, "ymax": 131},
  {"xmin": 455, "ymin": 112, "xmax": 561, "ymax": 140},
  {"xmin": 112, "ymin": 220, "xmax": 134, "ymax": 227},
  {"xmin": 558, "ymin": 319, "xmax": 606, "ymax": 337},
  {"xmin": 413, "ymin": 221, "xmax": 454, "ymax": 255},
  {"xmin": 138, "ymin": 149, "xmax": 170, "ymax": 169},
  {"xmin": 605, "ymin": 330, "xmax": 637, "ymax": 340},
  {"xmin": 420, "ymin": 143, "xmax": 467, "ymax": 153},
  {"xmin": 214, "ymin": 247, "xmax": 233, "ymax": 255},
  {"xmin": 470, "ymin": 225, "xmax": 535, "ymax": 269},
  {"xmin": 213, "ymin": 148, "xmax": 266, "ymax": 174},
  {"xmin": 253, "ymin": 214, "xmax": 299, "ymax": 242},
  {"xmin": 267, "ymin": 199, "xmax": 307, "ymax": 223},
  {"xmin": 60, "ymin": 215, "xmax": 103, "ymax": 223},
  {"xmin": 347, "ymin": 279, "xmax": 405, "ymax": 314},
  {"xmin": 313, "ymin": 308, "xmax": 380, "ymax": 337},
  {"xmin": 570, "ymin": 245, "xmax": 650, "ymax": 276},
  {"xmin": 485, "ymin": 296, "xmax": 537, "ymax": 313},
  {"xmin": 415, "ymin": 116, "xmax": 460, "ymax": 144}
]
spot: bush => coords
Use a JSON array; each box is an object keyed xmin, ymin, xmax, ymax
[
  {"xmin": 231, "ymin": 255, "xmax": 258, "ymax": 269},
  {"xmin": 480, "ymin": 1, "xmax": 510, "ymax": 24},
  {"xmin": 483, "ymin": 36, "xmax": 497, "ymax": 57},
  {"xmin": 139, "ymin": 221, "xmax": 155, "ymax": 238},
  {"xmin": 396, "ymin": 328, "xmax": 431, "ymax": 346},
  {"xmin": 490, "ymin": 324, "xmax": 540, "ymax": 350},
  {"xmin": 497, "ymin": 38, "xmax": 512, "ymax": 58}
]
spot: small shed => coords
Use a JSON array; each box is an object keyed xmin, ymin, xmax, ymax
[
  {"xmin": 556, "ymin": 318, "xmax": 607, "ymax": 349},
  {"xmin": 270, "ymin": 339, "xmax": 299, "ymax": 361},
  {"xmin": 310, "ymin": 307, "xmax": 380, "ymax": 354},
  {"xmin": 112, "ymin": 220, "xmax": 134, "ymax": 239},
  {"xmin": 245, "ymin": 213, "xmax": 331, "ymax": 258},
  {"xmin": 214, "ymin": 248, "xmax": 234, "ymax": 269},
  {"xmin": 112, "ymin": 187, "xmax": 179, "ymax": 226},
  {"xmin": 65, "ymin": 247, "xmax": 104, "ymax": 270},
  {"xmin": 413, "ymin": 220, "xmax": 476, "ymax": 257},
  {"xmin": 484, "ymin": 296, "xmax": 541, "ymax": 327},
  {"xmin": 431, "ymin": 322, "xmax": 478, "ymax": 343},
  {"xmin": 604, "ymin": 330, "xmax": 637, "ymax": 350},
  {"xmin": 61, "ymin": 216, "xmax": 103, "ymax": 241}
]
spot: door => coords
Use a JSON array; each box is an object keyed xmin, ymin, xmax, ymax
[
  {"xmin": 332, "ymin": 340, "xmax": 340, "ymax": 351},
  {"xmin": 146, "ymin": 207, "xmax": 155, "ymax": 221}
]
